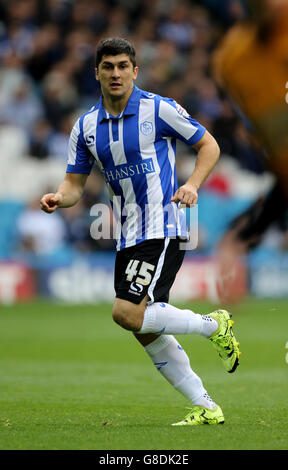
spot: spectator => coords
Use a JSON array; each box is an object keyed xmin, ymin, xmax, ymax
[
  {"xmin": 29, "ymin": 119, "xmax": 53, "ymax": 159},
  {"xmin": 0, "ymin": 73, "xmax": 44, "ymax": 135},
  {"xmin": 16, "ymin": 196, "xmax": 67, "ymax": 255},
  {"xmin": 47, "ymin": 114, "xmax": 75, "ymax": 161},
  {"xmin": 157, "ymin": 1, "xmax": 196, "ymax": 51},
  {"xmin": 42, "ymin": 65, "xmax": 78, "ymax": 129}
]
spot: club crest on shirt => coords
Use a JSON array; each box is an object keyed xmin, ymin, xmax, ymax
[{"xmin": 140, "ymin": 121, "xmax": 153, "ymax": 136}]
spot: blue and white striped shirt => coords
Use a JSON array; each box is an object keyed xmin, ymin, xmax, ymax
[{"xmin": 66, "ymin": 86, "xmax": 206, "ymax": 250}]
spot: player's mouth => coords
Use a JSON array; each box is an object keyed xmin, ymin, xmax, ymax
[{"xmin": 110, "ymin": 82, "xmax": 122, "ymax": 89}]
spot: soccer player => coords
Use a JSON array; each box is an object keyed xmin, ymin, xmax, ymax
[{"xmin": 40, "ymin": 37, "xmax": 240, "ymax": 426}]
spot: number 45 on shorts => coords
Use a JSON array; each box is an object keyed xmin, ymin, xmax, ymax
[{"xmin": 125, "ymin": 259, "xmax": 155, "ymax": 286}]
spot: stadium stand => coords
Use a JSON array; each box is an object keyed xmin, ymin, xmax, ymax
[{"xmin": 0, "ymin": 0, "xmax": 286, "ymax": 302}]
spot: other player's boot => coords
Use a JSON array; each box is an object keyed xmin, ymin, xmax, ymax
[
  {"xmin": 208, "ymin": 309, "xmax": 241, "ymax": 373},
  {"xmin": 172, "ymin": 405, "xmax": 224, "ymax": 426}
]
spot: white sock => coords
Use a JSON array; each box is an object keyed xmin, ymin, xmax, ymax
[
  {"xmin": 194, "ymin": 392, "xmax": 217, "ymax": 409},
  {"xmin": 200, "ymin": 314, "xmax": 219, "ymax": 337},
  {"xmin": 144, "ymin": 335, "xmax": 216, "ymax": 409},
  {"xmin": 138, "ymin": 302, "xmax": 218, "ymax": 337}
]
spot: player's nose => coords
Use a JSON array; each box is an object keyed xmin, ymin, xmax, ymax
[{"xmin": 112, "ymin": 66, "xmax": 121, "ymax": 77}]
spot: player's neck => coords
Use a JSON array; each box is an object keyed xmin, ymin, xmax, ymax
[{"xmin": 102, "ymin": 85, "xmax": 133, "ymax": 117}]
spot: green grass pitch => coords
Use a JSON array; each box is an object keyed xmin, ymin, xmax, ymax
[{"xmin": 0, "ymin": 298, "xmax": 287, "ymax": 450}]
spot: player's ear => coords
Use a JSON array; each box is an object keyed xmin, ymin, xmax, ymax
[
  {"xmin": 95, "ymin": 67, "xmax": 99, "ymax": 80},
  {"xmin": 133, "ymin": 66, "xmax": 139, "ymax": 80}
]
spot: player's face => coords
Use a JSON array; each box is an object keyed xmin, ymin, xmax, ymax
[{"xmin": 95, "ymin": 54, "xmax": 138, "ymax": 100}]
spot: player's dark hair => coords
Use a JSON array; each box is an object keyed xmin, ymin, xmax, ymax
[{"xmin": 95, "ymin": 37, "xmax": 136, "ymax": 68}]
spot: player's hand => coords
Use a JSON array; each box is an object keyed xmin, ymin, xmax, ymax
[
  {"xmin": 40, "ymin": 193, "xmax": 63, "ymax": 213},
  {"xmin": 171, "ymin": 183, "xmax": 198, "ymax": 207}
]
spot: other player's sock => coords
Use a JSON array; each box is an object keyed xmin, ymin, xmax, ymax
[
  {"xmin": 144, "ymin": 335, "xmax": 216, "ymax": 409},
  {"xmin": 138, "ymin": 302, "xmax": 218, "ymax": 337}
]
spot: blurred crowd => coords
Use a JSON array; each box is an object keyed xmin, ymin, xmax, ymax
[{"xmin": 0, "ymin": 0, "xmax": 274, "ymax": 257}]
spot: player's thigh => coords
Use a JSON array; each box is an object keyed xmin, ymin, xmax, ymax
[
  {"xmin": 148, "ymin": 237, "xmax": 186, "ymax": 304},
  {"xmin": 114, "ymin": 239, "xmax": 168, "ymax": 306}
]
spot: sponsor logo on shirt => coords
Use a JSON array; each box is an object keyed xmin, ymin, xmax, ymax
[
  {"xmin": 102, "ymin": 158, "xmax": 155, "ymax": 183},
  {"xmin": 85, "ymin": 135, "xmax": 95, "ymax": 146}
]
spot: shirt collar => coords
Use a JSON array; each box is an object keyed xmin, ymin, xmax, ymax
[{"xmin": 98, "ymin": 85, "xmax": 140, "ymax": 122}]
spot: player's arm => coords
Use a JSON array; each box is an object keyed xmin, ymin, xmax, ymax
[
  {"xmin": 40, "ymin": 173, "xmax": 88, "ymax": 213},
  {"xmin": 171, "ymin": 130, "xmax": 220, "ymax": 206}
]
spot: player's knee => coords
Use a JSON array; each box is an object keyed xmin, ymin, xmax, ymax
[{"xmin": 112, "ymin": 299, "xmax": 143, "ymax": 331}]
